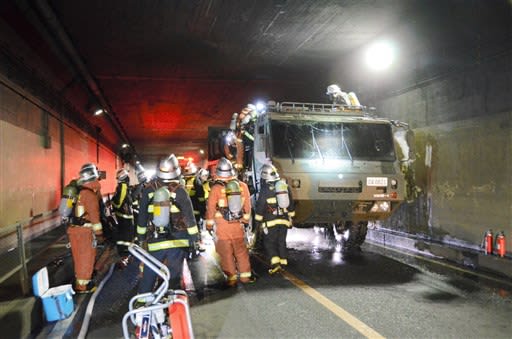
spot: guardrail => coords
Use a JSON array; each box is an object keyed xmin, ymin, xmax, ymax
[
  {"xmin": 0, "ymin": 209, "xmax": 62, "ymax": 295},
  {"xmin": 0, "ymin": 193, "xmax": 114, "ymax": 296}
]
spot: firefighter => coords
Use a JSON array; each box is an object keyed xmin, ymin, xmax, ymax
[
  {"xmin": 67, "ymin": 163, "xmax": 104, "ymax": 293},
  {"xmin": 254, "ymin": 164, "xmax": 295, "ymax": 274},
  {"xmin": 136, "ymin": 154, "xmax": 199, "ymax": 294},
  {"xmin": 223, "ymin": 129, "xmax": 244, "ymax": 172},
  {"xmin": 205, "ymin": 157, "xmax": 255, "ymax": 287},
  {"xmin": 131, "ymin": 165, "xmax": 148, "ymax": 223},
  {"xmin": 112, "ymin": 168, "xmax": 134, "ymax": 267},
  {"xmin": 183, "ymin": 161, "xmax": 199, "ymax": 222},
  {"xmin": 193, "ymin": 168, "xmax": 210, "ymax": 228}
]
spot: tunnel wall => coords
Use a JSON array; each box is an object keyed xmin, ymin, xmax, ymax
[
  {"xmin": 377, "ymin": 53, "xmax": 512, "ymax": 251},
  {"xmin": 0, "ymin": 78, "xmax": 120, "ymax": 229}
]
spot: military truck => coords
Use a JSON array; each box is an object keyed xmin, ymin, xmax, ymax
[{"xmin": 209, "ymin": 87, "xmax": 414, "ymax": 254}]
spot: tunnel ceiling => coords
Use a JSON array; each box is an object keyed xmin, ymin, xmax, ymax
[{"xmin": 2, "ymin": 0, "xmax": 511, "ymax": 164}]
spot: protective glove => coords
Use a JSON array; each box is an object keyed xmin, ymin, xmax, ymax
[
  {"xmin": 188, "ymin": 236, "xmax": 205, "ymax": 259},
  {"xmin": 95, "ymin": 233, "xmax": 106, "ymax": 245},
  {"xmin": 261, "ymin": 222, "xmax": 269, "ymax": 235}
]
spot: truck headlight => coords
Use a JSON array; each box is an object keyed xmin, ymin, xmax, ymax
[
  {"xmin": 370, "ymin": 201, "xmax": 390, "ymax": 212},
  {"xmin": 391, "ymin": 179, "xmax": 398, "ymax": 189}
]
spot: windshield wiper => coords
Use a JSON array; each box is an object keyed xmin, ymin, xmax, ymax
[
  {"xmin": 341, "ymin": 124, "xmax": 353, "ymax": 163},
  {"xmin": 311, "ymin": 125, "xmax": 324, "ymax": 162},
  {"xmin": 284, "ymin": 125, "xmax": 295, "ymax": 164}
]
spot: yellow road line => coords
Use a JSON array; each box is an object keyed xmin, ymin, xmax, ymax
[
  {"xmin": 254, "ymin": 255, "xmax": 385, "ymax": 339},
  {"xmin": 281, "ymin": 269, "xmax": 386, "ymax": 339}
]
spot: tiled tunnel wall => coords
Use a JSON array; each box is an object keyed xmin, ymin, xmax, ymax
[
  {"xmin": 378, "ymin": 53, "xmax": 512, "ymax": 251},
  {"xmin": 0, "ymin": 79, "xmax": 120, "ymax": 229}
]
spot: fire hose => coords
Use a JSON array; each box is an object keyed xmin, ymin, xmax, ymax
[{"xmin": 77, "ymin": 261, "xmax": 116, "ymax": 339}]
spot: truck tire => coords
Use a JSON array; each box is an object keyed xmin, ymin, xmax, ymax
[
  {"xmin": 341, "ymin": 221, "xmax": 363, "ymax": 255},
  {"xmin": 355, "ymin": 221, "xmax": 368, "ymax": 247}
]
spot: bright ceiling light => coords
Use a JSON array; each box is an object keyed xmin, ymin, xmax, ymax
[
  {"xmin": 94, "ymin": 108, "xmax": 104, "ymax": 116},
  {"xmin": 365, "ymin": 40, "xmax": 395, "ymax": 71}
]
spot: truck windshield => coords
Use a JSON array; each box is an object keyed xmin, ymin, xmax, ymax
[{"xmin": 271, "ymin": 120, "xmax": 396, "ymax": 161}]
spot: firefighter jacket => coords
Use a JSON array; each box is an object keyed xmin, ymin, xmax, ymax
[
  {"xmin": 255, "ymin": 180, "xmax": 295, "ymax": 228},
  {"xmin": 184, "ymin": 176, "xmax": 199, "ymax": 218},
  {"xmin": 191, "ymin": 176, "xmax": 208, "ymax": 218},
  {"xmin": 112, "ymin": 182, "xmax": 133, "ymax": 220},
  {"xmin": 74, "ymin": 180, "xmax": 103, "ymax": 235},
  {"xmin": 205, "ymin": 179, "xmax": 251, "ymax": 240},
  {"xmin": 136, "ymin": 180, "xmax": 199, "ymax": 252},
  {"xmin": 130, "ymin": 182, "xmax": 146, "ymax": 214}
]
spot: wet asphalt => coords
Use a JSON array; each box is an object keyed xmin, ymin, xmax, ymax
[{"xmin": 59, "ymin": 228, "xmax": 512, "ymax": 338}]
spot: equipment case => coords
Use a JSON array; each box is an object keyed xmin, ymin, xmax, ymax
[{"xmin": 32, "ymin": 266, "xmax": 75, "ymax": 322}]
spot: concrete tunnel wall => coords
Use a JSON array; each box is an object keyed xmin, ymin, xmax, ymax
[
  {"xmin": 377, "ymin": 52, "xmax": 512, "ymax": 252},
  {"xmin": 0, "ymin": 78, "xmax": 121, "ymax": 229}
]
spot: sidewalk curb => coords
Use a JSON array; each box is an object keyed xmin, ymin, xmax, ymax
[{"xmin": 366, "ymin": 228, "xmax": 512, "ymax": 280}]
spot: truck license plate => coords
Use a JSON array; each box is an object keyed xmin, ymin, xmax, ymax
[{"xmin": 366, "ymin": 177, "xmax": 388, "ymax": 187}]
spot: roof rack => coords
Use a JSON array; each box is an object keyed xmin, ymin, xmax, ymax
[{"xmin": 268, "ymin": 101, "xmax": 367, "ymax": 116}]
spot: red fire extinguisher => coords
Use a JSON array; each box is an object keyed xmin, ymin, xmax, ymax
[
  {"xmin": 483, "ymin": 229, "xmax": 493, "ymax": 255},
  {"xmin": 495, "ymin": 231, "xmax": 506, "ymax": 258}
]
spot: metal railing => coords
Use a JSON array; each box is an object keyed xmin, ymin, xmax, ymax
[
  {"xmin": 0, "ymin": 193, "xmax": 115, "ymax": 296},
  {"xmin": 0, "ymin": 209, "xmax": 62, "ymax": 295}
]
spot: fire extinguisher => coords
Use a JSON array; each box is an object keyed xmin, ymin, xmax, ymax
[
  {"xmin": 482, "ymin": 229, "xmax": 493, "ymax": 255},
  {"xmin": 495, "ymin": 231, "xmax": 506, "ymax": 258}
]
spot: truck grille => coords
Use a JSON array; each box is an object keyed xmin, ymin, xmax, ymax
[{"xmin": 318, "ymin": 186, "xmax": 362, "ymax": 193}]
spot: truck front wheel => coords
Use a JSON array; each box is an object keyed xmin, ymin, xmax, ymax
[{"xmin": 340, "ymin": 221, "xmax": 368, "ymax": 255}]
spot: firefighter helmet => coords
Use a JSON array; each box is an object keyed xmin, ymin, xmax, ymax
[
  {"xmin": 135, "ymin": 164, "xmax": 147, "ymax": 183},
  {"xmin": 216, "ymin": 157, "xmax": 235, "ymax": 180},
  {"xmin": 78, "ymin": 163, "xmax": 99, "ymax": 184},
  {"xmin": 197, "ymin": 168, "xmax": 209, "ymax": 184},
  {"xmin": 184, "ymin": 161, "xmax": 198, "ymax": 176},
  {"xmin": 116, "ymin": 168, "xmax": 129, "ymax": 183},
  {"xmin": 157, "ymin": 154, "xmax": 181, "ymax": 182},
  {"xmin": 260, "ymin": 164, "xmax": 280, "ymax": 182},
  {"xmin": 136, "ymin": 170, "xmax": 147, "ymax": 184}
]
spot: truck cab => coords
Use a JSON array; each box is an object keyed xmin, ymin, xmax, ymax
[{"xmin": 208, "ymin": 89, "xmax": 414, "ymax": 254}]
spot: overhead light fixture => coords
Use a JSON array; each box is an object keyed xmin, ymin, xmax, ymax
[
  {"xmin": 121, "ymin": 143, "xmax": 129, "ymax": 148},
  {"xmin": 365, "ymin": 40, "xmax": 395, "ymax": 71},
  {"xmin": 94, "ymin": 108, "xmax": 105, "ymax": 116}
]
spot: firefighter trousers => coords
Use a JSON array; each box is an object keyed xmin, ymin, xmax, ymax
[
  {"xmin": 138, "ymin": 247, "xmax": 188, "ymax": 293},
  {"xmin": 115, "ymin": 216, "xmax": 134, "ymax": 256},
  {"xmin": 216, "ymin": 237, "xmax": 252, "ymax": 283},
  {"xmin": 67, "ymin": 225, "xmax": 96, "ymax": 286},
  {"xmin": 263, "ymin": 224, "xmax": 288, "ymax": 266}
]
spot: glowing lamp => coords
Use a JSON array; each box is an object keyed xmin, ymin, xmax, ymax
[{"xmin": 365, "ymin": 40, "xmax": 395, "ymax": 71}]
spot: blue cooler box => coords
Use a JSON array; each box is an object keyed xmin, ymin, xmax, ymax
[{"xmin": 32, "ymin": 267, "xmax": 75, "ymax": 322}]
